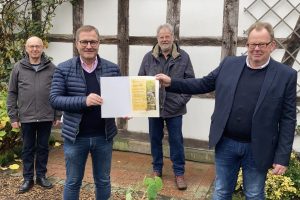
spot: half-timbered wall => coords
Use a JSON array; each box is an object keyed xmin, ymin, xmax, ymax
[{"xmin": 45, "ymin": 0, "xmax": 300, "ymax": 141}]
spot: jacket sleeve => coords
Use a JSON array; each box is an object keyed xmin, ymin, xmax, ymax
[
  {"xmin": 138, "ymin": 54, "xmax": 148, "ymax": 76},
  {"xmin": 168, "ymin": 64, "xmax": 220, "ymax": 95},
  {"xmin": 6, "ymin": 65, "xmax": 19, "ymax": 123},
  {"xmin": 274, "ymin": 70, "xmax": 297, "ymax": 166},
  {"xmin": 50, "ymin": 66, "xmax": 87, "ymax": 113},
  {"xmin": 178, "ymin": 54, "xmax": 196, "ymax": 106}
]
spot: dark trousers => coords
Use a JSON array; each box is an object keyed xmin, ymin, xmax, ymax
[
  {"xmin": 21, "ymin": 121, "xmax": 52, "ymax": 180},
  {"xmin": 148, "ymin": 115, "xmax": 185, "ymax": 176}
]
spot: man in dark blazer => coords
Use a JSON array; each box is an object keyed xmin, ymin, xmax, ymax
[{"xmin": 156, "ymin": 22, "xmax": 297, "ymax": 200}]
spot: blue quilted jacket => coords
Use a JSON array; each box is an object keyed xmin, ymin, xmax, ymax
[{"xmin": 50, "ymin": 55, "xmax": 121, "ymax": 142}]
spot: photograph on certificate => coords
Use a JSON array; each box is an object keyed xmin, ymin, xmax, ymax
[{"xmin": 100, "ymin": 76, "xmax": 159, "ymax": 118}]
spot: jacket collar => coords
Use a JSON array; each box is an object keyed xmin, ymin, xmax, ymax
[
  {"xmin": 21, "ymin": 52, "xmax": 50, "ymax": 70},
  {"xmin": 151, "ymin": 43, "xmax": 180, "ymax": 59}
]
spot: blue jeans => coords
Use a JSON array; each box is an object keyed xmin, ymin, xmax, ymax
[
  {"xmin": 213, "ymin": 137, "xmax": 267, "ymax": 200},
  {"xmin": 148, "ymin": 116, "xmax": 185, "ymax": 176},
  {"xmin": 21, "ymin": 122, "xmax": 52, "ymax": 180},
  {"xmin": 63, "ymin": 136, "xmax": 113, "ymax": 200}
]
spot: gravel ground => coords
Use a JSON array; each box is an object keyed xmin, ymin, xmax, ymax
[{"xmin": 0, "ymin": 171, "xmax": 126, "ymax": 200}]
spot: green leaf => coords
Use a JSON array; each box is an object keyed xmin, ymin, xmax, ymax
[
  {"xmin": 11, "ymin": 128, "xmax": 20, "ymax": 133},
  {"xmin": 147, "ymin": 184, "xmax": 157, "ymax": 200},
  {"xmin": 0, "ymin": 130, "xmax": 6, "ymax": 137},
  {"xmin": 143, "ymin": 177, "xmax": 155, "ymax": 186},
  {"xmin": 154, "ymin": 176, "xmax": 163, "ymax": 191},
  {"xmin": 125, "ymin": 189, "xmax": 133, "ymax": 200}
]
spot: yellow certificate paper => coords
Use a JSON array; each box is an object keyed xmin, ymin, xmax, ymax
[{"xmin": 100, "ymin": 76, "xmax": 159, "ymax": 118}]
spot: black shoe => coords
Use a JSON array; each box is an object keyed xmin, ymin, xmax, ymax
[
  {"xmin": 36, "ymin": 177, "xmax": 53, "ymax": 189},
  {"xmin": 18, "ymin": 180, "xmax": 34, "ymax": 193}
]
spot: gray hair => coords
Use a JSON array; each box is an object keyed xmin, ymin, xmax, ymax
[
  {"xmin": 156, "ymin": 23, "xmax": 174, "ymax": 37},
  {"xmin": 75, "ymin": 25, "xmax": 100, "ymax": 41}
]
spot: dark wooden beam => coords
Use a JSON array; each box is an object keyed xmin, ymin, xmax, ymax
[
  {"xmin": 166, "ymin": 0, "xmax": 181, "ymax": 40},
  {"xmin": 47, "ymin": 34, "xmax": 118, "ymax": 44},
  {"xmin": 281, "ymin": 16, "xmax": 300, "ymax": 67},
  {"xmin": 221, "ymin": 0, "xmax": 239, "ymax": 59},
  {"xmin": 117, "ymin": 0, "xmax": 129, "ymax": 76},
  {"xmin": 48, "ymin": 34, "xmax": 289, "ymax": 50},
  {"xmin": 72, "ymin": 0, "xmax": 84, "ymax": 56},
  {"xmin": 47, "ymin": 34, "xmax": 74, "ymax": 42},
  {"xmin": 117, "ymin": 0, "xmax": 129, "ymax": 130},
  {"xmin": 180, "ymin": 37, "xmax": 223, "ymax": 46}
]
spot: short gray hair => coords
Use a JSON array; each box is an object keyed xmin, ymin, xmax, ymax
[
  {"xmin": 156, "ymin": 23, "xmax": 174, "ymax": 37},
  {"xmin": 75, "ymin": 25, "xmax": 100, "ymax": 41}
]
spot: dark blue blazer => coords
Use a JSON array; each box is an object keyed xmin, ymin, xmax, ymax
[{"xmin": 169, "ymin": 56, "xmax": 297, "ymax": 170}]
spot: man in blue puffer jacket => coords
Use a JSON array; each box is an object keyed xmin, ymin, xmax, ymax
[{"xmin": 50, "ymin": 25, "xmax": 120, "ymax": 200}]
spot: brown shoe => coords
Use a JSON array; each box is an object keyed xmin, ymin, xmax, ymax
[
  {"xmin": 153, "ymin": 171, "xmax": 162, "ymax": 177},
  {"xmin": 175, "ymin": 175, "xmax": 187, "ymax": 190}
]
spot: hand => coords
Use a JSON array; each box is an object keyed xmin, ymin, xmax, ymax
[
  {"xmin": 155, "ymin": 73, "xmax": 171, "ymax": 87},
  {"xmin": 53, "ymin": 120, "xmax": 61, "ymax": 127},
  {"xmin": 11, "ymin": 121, "xmax": 20, "ymax": 129},
  {"xmin": 122, "ymin": 116, "xmax": 132, "ymax": 120},
  {"xmin": 272, "ymin": 163, "xmax": 287, "ymax": 175},
  {"xmin": 86, "ymin": 93, "xmax": 103, "ymax": 107}
]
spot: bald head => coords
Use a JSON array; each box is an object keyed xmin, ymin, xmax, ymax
[
  {"xmin": 25, "ymin": 36, "xmax": 44, "ymax": 64},
  {"xmin": 26, "ymin": 36, "xmax": 43, "ymax": 47}
]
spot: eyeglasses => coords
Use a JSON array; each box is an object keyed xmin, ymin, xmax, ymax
[
  {"xmin": 28, "ymin": 45, "xmax": 43, "ymax": 49},
  {"xmin": 246, "ymin": 41, "xmax": 272, "ymax": 50},
  {"xmin": 78, "ymin": 40, "xmax": 99, "ymax": 47}
]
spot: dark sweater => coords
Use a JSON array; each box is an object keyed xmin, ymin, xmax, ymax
[
  {"xmin": 78, "ymin": 70, "xmax": 105, "ymax": 137},
  {"xmin": 223, "ymin": 65, "xmax": 268, "ymax": 142}
]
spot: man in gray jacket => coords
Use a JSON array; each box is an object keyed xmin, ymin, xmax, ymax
[
  {"xmin": 138, "ymin": 23, "xmax": 195, "ymax": 190},
  {"xmin": 7, "ymin": 36, "xmax": 61, "ymax": 193}
]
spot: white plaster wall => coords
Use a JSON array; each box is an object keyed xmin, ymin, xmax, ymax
[
  {"xmin": 84, "ymin": 0, "xmax": 118, "ymax": 35},
  {"xmin": 129, "ymin": 0, "xmax": 167, "ymax": 36},
  {"xmin": 44, "ymin": 42, "xmax": 73, "ymax": 65},
  {"xmin": 49, "ymin": 2, "xmax": 72, "ymax": 34},
  {"xmin": 180, "ymin": 0, "xmax": 223, "ymax": 36}
]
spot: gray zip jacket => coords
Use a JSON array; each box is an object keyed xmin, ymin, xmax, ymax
[
  {"xmin": 7, "ymin": 53, "xmax": 61, "ymax": 123},
  {"xmin": 139, "ymin": 43, "xmax": 195, "ymax": 118}
]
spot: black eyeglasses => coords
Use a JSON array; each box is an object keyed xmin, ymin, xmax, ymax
[
  {"xmin": 78, "ymin": 40, "xmax": 99, "ymax": 47},
  {"xmin": 246, "ymin": 41, "xmax": 272, "ymax": 50}
]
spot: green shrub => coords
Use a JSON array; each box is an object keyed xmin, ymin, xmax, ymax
[
  {"xmin": 0, "ymin": 150, "xmax": 14, "ymax": 166},
  {"xmin": 0, "ymin": 89, "xmax": 22, "ymax": 154}
]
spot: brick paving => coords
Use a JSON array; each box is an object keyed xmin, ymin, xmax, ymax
[{"xmin": 47, "ymin": 146, "xmax": 215, "ymax": 200}]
